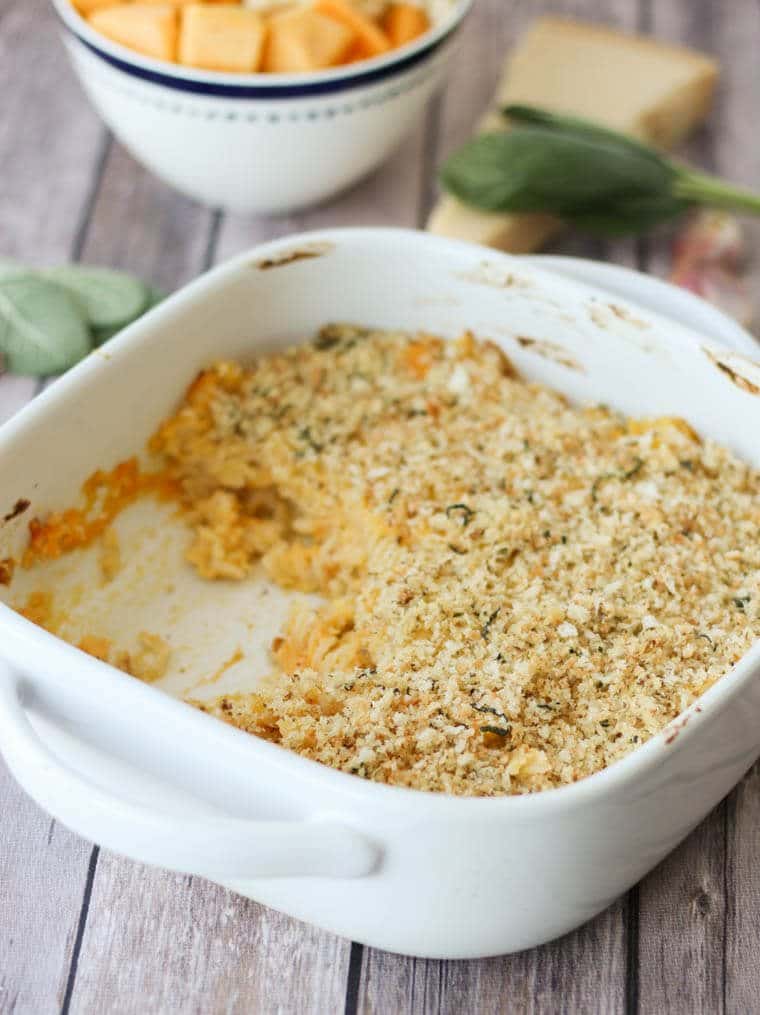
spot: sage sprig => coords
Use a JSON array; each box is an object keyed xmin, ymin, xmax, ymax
[
  {"xmin": 0, "ymin": 262, "xmax": 164, "ymax": 376},
  {"xmin": 440, "ymin": 105, "xmax": 760, "ymax": 236},
  {"xmin": 0, "ymin": 277, "xmax": 91, "ymax": 376}
]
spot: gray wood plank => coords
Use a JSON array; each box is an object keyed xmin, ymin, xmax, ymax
[
  {"xmin": 76, "ymin": 143, "xmax": 215, "ymax": 289},
  {"xmin": 637, "ymin": 813, "xmax": 727, "ymax": 1015},
  {"xmin": 0, "ymin": 377, "xmax": 38, "ymax": 427},
  {"xmin": 0, "ymin": 782, "xmax": 93, "ymax": 1015},
  {"xmin": 358, "ymin": 909, "xmax": 628, "ymax": 1015},
  {"xmin": 725, "ymin": 764, "xmax": 760, "ymax": 1015},
  {"xmin": 635, "ymin": 3, "xmax": 760, "ymax": 1012},
  {"xmin": 0, "ymin": 0, "xmax": 105, "ymax": 260},
  {"xmin": 69, "ymin": 855, "xmax": 350, "ymax": 1015},
  {"xmin": 0, "ymin": 2, "xmax": 116, "ymax": 1012},
  {"xmin": 702, "ymin": 0, "xmax": 760, "ymax": 340}
]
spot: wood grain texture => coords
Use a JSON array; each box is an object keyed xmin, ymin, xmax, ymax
[
  {"xmin": 724, "ymin": 764, "xmax": 760, "ymax": 1014},
  {"xmin": 635, "ymin": 4, "xmax": 759, "ymax": 1013},
  {"xmin": 0, "ymin": 377, "xmax": 38, "ymax": 427},
  {"xmin": 68, "ymin": 857, "xmax": 350, "ymax": 1015},
  {"xmin": 76, "ymin": 144, "xmax": 217, "ymax": 291},
  {"xmin": 0, "ymin": 3, "xmax": 112, "ymax": 1012},
  {"xmin": 637, "ymin": 812, "xmax": 727, "ymax": 1015},
  {"xmin": 706, "ymin": 0, "xmax": 760, "ymax": 345},
  {"xmin": 0, "ymin": 0, "xmax": 104, "ymax": 261},
  {"xmin": 358, "ymin": 909, "xmax": 628, "ymax": 1015},
  {"xmin": 0, "ymin": 782, "xmax": 93, "ymax": 1015}
]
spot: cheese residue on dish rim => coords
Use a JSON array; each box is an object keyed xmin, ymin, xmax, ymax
[{"xmin": 12, "ymin": 325, "xmax": 760, "ymax": 796}]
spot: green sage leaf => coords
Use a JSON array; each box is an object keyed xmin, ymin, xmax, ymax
[
  {"xmin": 502, "ymin": 105, "xmax": 668, "ymax": 164},
  {"xmin": 41, "ymin": 265, "xmax": 150, "ymax": 332},
  {"xmin": 144, "ymin": 284, "xmax": 167, "ymax": 308},
  {"xmin": 441, "ymin": 104, "xmax": 760, "ymax": 236},
  {"xmin": 0, "ymin": 260, "xmax": 32, "ymax": 282},
  {"xmin": 440, "ymin": 126, "xmax": 691, "ymax": 235},
  {"xmin": 92, "ymin": 283, "xmax": 167, "ymax": 346},
  {"xmin": 441, "ymin": 127, "xmax": 681, "ymax": 217},
  {"xmin": 0, "ymin": 277, "xmax": 92, "ymax": 375}
]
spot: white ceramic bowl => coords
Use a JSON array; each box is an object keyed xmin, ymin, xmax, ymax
[
  {"xmin": 1, "ymin": 229, "xmax": 759, "ymax": 959},
  {"xmin": 50, "ymin": 0, "xmax": 471, "ymax": 213}
]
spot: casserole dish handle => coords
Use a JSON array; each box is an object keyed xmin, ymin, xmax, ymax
[{"xmin": 0, "ymin": 673, "xmax": 379, "ymax": 880}]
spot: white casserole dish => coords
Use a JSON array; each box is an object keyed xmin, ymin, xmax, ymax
[{"xmin": 0, "ymin": 228, "xmax": 759, "ymax": 959}]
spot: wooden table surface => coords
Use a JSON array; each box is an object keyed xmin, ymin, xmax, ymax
[{"xmin": 2, "ymin": 1, "xmax": 760, "ymax": 1012}]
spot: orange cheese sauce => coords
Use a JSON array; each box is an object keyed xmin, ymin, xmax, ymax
[{"xmin": 22, "ymin": 458, "xmax": 178, "ymax": 567}]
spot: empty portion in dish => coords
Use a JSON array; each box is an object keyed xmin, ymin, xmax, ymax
[
  {"xmin": 74, "ymin": 0, "xmax": 442, "ymax": 73},
  {"xmin": 12, "ymin": 326, "xmax": 760, "ymax": 795}
]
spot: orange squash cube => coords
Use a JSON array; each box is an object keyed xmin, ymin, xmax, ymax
[
  {"xmin": 74, "ymin": 0, "xmax": 124, "ymax": 15},
  {"xmin": 89, "ymin": 4, "xmax": 178, "ymax": 61},
  {"xmin": 179, "ymin": 4, "xmax": 265, "ymax": 72},
  {"xmin": 264, "ymin": 7, "xmax": 356, "ymax": 73},
  {"xmin": 383, "ymin": 3, "xmax": 430, "ymax": 48},
  {"xmin": 345, "ymin": 38, "xmax": 374, "ymax": 63},
  {"xmin": 142, "ymin": 0, "xmax": 238, "ymax": 5},
  {"xmin": 313, "ymin": 0, "xmax": 390, "ymax": 57}
]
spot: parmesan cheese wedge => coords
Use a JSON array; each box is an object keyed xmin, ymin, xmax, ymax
[{"xmin": 427, "ymin": 18, "xmax": 719, "ymax": 252}]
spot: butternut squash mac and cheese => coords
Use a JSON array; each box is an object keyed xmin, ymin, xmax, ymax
[{"xmin": 16, "ymin": 325, "xmax": 760, "ymax": 795}]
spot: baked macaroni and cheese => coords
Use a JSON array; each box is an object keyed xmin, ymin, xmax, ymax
[{"xmin": 15, "ymin": 326, "xmax": 760, "ymax": 795}]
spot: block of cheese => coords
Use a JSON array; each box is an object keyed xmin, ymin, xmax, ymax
[
  {"xmin": 427, "ymin": 17, "xmax": 719, "ymax": 253},
  {"xmin": 179, "ymin": 5, "xmax": 264, "ymax": 71},
  {"xmin": 265, "ymin": 7, "xmax": 356, "ymax": 73},
  {"xmin": 89, "ymin": 5, "xmax": 178, "ymax": 62}
]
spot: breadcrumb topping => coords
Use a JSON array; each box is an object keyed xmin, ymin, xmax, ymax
[{"xmin": 147, "ymin": 325, "xmax": 760, "ymax": 795}]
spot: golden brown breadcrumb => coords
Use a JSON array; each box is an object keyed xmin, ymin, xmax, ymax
[{"xmin": 149, "ymin": 324, "xmax": 760, "ymax": 795}]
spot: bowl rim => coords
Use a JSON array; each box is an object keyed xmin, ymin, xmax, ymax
[
  {"xmin": 50, "ymin": 0, "xmax": 473, "ymax": 96},
  {"xmin": 2, "ymin": 225, "xmax": 759, "ymax": 816}
]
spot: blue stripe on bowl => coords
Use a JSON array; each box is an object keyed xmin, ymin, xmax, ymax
[{"xmin": 62, "ymin": 17, "xmax": 458, "ymax": 99}]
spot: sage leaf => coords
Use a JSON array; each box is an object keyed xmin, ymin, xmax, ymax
[
  {"xmin": 0, "ymin": 260, "xmax": 32, "ymax": 282},
  {"xmin": 503, "ymin": 105, "xmax": 666, "ymax": 163},
  {"xmin": 440, "ymin": 104, "xmax": 760, "ymax": 236},
  {"xmin": 41, "ymin": 265, "xmax": 150, "ymax": 332},
  {"xmin": 440, "ymin": 128, "xmax": 686, "ymax": 230},
  {"xmin": 92, "ymin": 283, "xmax": 167, "ymax": 346},
  {"xmin": 0, "ymin": 276, "xmax": 91, "ymax": 375},
  {"xmin": 144, "ymin": 284, "xmax": 167, "ymax": 308}
]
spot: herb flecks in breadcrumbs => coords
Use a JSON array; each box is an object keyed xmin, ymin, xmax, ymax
[{"xmin": 148, "ymin": 325, "xmax": 759, "ymax": 795}]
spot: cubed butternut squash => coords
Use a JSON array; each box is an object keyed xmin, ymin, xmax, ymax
[
  {"xmin": 143, "ymin": 0, "xmax": 238, "ymax": 5},
  {"xmin": 383, "ymin": 3, "xmax": 430, "ymax": 48},
  {"xmin": 345, "ymin": 38, "xmax": 374, "ymax": 63},
  {"xmin": 313, "ymin": 0, "xmax": 390, "ymax": 57},
  {"xmin": 179, "ymin": 4, "xmax": 265, "ymax": 72},
  {"xmin": 265, "ymin": 7, "xmax": 355, "ymax": 73},
  {"xmin": 73, "ymin": 0, "xmax": 124, "ymax": 15},
  {"xmin": 89, "ymin": 4, "xmax": 178, "ymax": 62}
]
